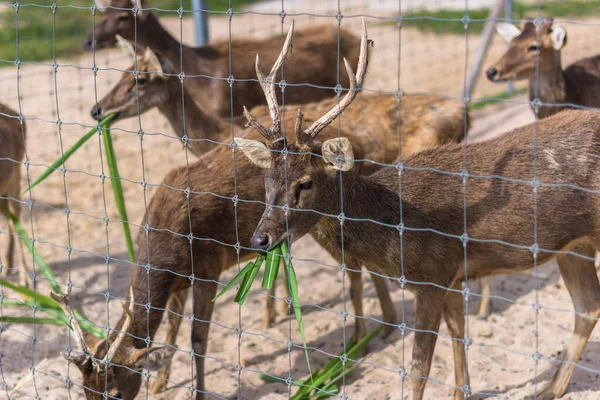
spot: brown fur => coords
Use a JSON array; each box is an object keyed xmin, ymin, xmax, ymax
[
  {"xmin": 488, "ymin": 17, "xmax": 600, "ymax": 119},
  {"xmin": 80, "ymin": 46, "xmax": 470, "ymax": 399},
  {"xmin": 249, "ymin": 109, "xmax": 600, "ymax": 399},
  {"xmin": 0, "ymin": 103, "xmax": 26, "ymax": 278},
  {"xmin": 85, "ymin": 0, "xmax": 360, "ymax": 117}
]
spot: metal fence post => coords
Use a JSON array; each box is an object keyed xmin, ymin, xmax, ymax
[
  {"xmin": 192, "ymin": 0, "xmax": 209, "ymax": 47},
  {"xmin": 465, "ymin": 0, "xmax": 506, "ymax": 99},
  {"xmin": 505, "ymin": 0, "xmax": 514, "ymax": 95}
]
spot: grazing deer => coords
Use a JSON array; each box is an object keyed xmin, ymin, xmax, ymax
[
  {"xmin": 487, "ymin": 16, "xmax": 600, "ymax": 119},
  {"xmin": 0, "ymin": 103, "xmax": 28, "ymax": 286},
  {"xmin": 237, "ymin": 21, "xmax": 600, "ymax": 400},
  {"xmin": 85, "ymin": 0, "xmax": 361, "ymax": 118},
  {"xmin": 71, "ymin": 22, "xmax": 469, "ymax": 399}
]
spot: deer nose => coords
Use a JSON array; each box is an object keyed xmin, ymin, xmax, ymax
[
  {"xmin": 486, "ymin": 68, "xmax": 498, "ymax": 81},
  {"xmin": 251, "ymin": 233, "xmax": 270, "ymax": 250},
  {"xmin": 90, "ymin": 105, "xmax": 102, "ymax": 120},
  {"xmin": 83, "ymin": 38, "xmax": 93, "ymax": 51}
]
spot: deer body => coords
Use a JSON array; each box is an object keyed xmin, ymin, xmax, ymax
[
  {"xmin": 488, "ymin": 17, "xmax": 600, "ymax": 119},
  {"xmin": 244, "ymin": 109, "xmax": 600, "ymax": 399},
  {"xmin": 0, "ymin": 103, "xmax": 27, "ymax": 281},
  {"xmin": 87, "ymin": 0, "xmax": 360, "ymax": 117}
]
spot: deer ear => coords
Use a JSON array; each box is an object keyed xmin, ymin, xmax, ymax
[
  {"xmin": 116, "ymin": 35, "xmax": 137, "ymax": 62},
  {"xmin": 550, "ymin": 26, "xmax": 567, "ymax": 50},
  {"xmin": 132, "ymin": 346, "xmax": 176, "ymax": 372},
  {"xmin": 495, "ymin": 23, "xmax": 521, "ymax": 43},
  {"xmin": 132, "ymin": 0, "xmax": 148, "ymax": 17},
  {"xmin": 234, "ymin": 138, "xmax": 272, "ymax": 169},
  {"xmin": 143, "ymin": 47, "xmax": 163, "ymax": 74},
  {"xmin": 95, "ymin": 0, "xmax": 106, "ymax": 11},
  {"xmin": 321, "ymin": 138, "xmax": 354, "ymax": 172}
]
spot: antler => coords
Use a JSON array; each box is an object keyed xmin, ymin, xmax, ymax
[
  {"xmin": 50, "ymin": 292, "xmax": 99, "ymax": 370},
  {"xmin": 105, "ymin": 286, "xmax": 135, "ymax": 363},
  {"xmin": 242, "ymin": 20, "xmax": 295, "ymax": 143},
  {"xmin": 296, "ymin": 19, "xmax": 371, "ymax": 144}
]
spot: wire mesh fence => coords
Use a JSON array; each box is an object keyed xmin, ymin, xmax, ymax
[{"xmin": 1, "ymin": 0, "xmax": 600, "ymax": 399}]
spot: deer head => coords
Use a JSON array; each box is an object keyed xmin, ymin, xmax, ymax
[
  {"xmin": 91, "ymin": 36, "xmax": 175, "ymax": 121},
  {"xmin": 84, "ymin": 0, "xmax": 149, "ymax": 51},
  {"xmin": 487, "ymin": 16, "xmax": 567, "ymax": 82},
  {"xmin": 235, "ymin": 20, "xmax": 370, "ymax": 251},
  {"xmin": 52, "ymin": 289, "xmax": 175, "ymax": 400}
]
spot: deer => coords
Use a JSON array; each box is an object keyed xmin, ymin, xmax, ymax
[
  {"xmin": 0, "ymin": 103, "xmax": 29, "ymax": 287},
  {"xmin": 236, "ymin": 19, "xmax": 600, "ymax": 400},
  {"xmin": 66, "ymin": 21, "xmax": 470, "ymax": 399},
  {"xmin": 85, "ymin": 0, "xmax": 362, "ymax": 118},
  {"xmin": 487, "ymin": 16, "xmax": 600, "ymax": 120}
]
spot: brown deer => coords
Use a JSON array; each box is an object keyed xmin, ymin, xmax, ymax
[
  {"xmin": 487, "ymin": 16, "xmax": 600, "ymax": 119},
  {"xmin": 67, "ymin": 22, "xmax": 469, "ymax": 399},
  {"xmin": 85, "ymin": 0, "xmax": 361, "ymax": 118},
  {"xmin": 1, "ymin": 103, "xmax": 28, "ymax": 286},
  {"xmin": 238, "ymin": 34, "xmax": 600, "ymax": 399},
  {"xmin": 237, "ymin": 39, "xmax": 600, "ymax": 400}
]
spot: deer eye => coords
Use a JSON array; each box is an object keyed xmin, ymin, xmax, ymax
[
  {"xmin": 298, "ymin": 180, "xmax": 313, "ymax": 191},
  {"xmin": 528, "ymin": 44, "xmax": 541, "ymax": 52},
  {"xmin": 136, "ymin": 75, "xmax": 149, "ymax": 85}
]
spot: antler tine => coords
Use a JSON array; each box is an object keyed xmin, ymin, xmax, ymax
[
  {"xmin": 50, "ymin": 292, "xmax": 95, "ymax": 367},
  {"xmin": 300, "ymin": 18, "xmax": 370, "ymax": 142},
  {"xmin": 243, "ymin": 21, "xmax": 295, "ymax": 142},
  {"xmin": 105, "ymin": 287, "xmax": 135, "ymax": 363}
]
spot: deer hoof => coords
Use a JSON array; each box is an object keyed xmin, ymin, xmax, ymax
[{"xmin": 148, "ymin": 379, "xmax": 168, "ymax": 395}]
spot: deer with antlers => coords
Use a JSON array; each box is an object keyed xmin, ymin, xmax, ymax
[
  {"xmin": 86, "ymin": 0, "xmax": 362, "ymax": 117},
  {"xmin": 1, "ymin": 103, "xmax": 29, "ymax": 286},
  {"xmin": 488, "ymin": 16, "xmax": 600, "ymax": 119},
  {"xmin": 67, "ymin": 21, "xmax": 470, "ymax": 398},
  {"xmin": 236, "ymin": 19, "xmax": 600, "ymax": 400}
]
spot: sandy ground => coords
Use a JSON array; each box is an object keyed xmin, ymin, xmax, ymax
[{"xmin": 1, "ymin": 3, "xmax": 600, "ymax": 400}]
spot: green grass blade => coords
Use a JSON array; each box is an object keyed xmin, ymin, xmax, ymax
[
  {"xmin": 235, "ymin": 254, "xmax": 264, "ymax": 305},
  {"xmin": 5, "ymin": 211, "xmax": 62, "ymax": 294},
  {"xmin": 212, "ymin": 261, "xmax": 256, "ymax": 302},
  {"xmin": 0, "ymin": 316, "xmax": 64, "ymax": 325},
  {"xmin": 20, "ymin": 113, "xmax": 117, "ymax": 197},
  {"xmin": 101, "ymin": 120, "xmax": 135, "ymax": 262},
  {"xmin": 262, "ymin": 247, "xmax": 281, "ymax": 290},
  {"xmin": 281, "ymin": 241, "xmax": 313, "ymax": 381},
  {"xmin": 0, "ymin": 279, "xmax": 106, "ymax": 338},
  {"xmin": 258, "ymin": 373, "xmax": 304, "ymax": 386}
]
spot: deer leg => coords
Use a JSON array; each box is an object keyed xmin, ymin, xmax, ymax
[
  {"xmin": 443, "ymin": 282, "xmax": 468, "ymax": 400},
  {"xmin": 370, "ymin": 273, "xmax": 396, "ymax": 338},
  {"xmin": 10, "ymin": 201, "xmax": 30, "ymax": 288},
  {"xmin": 347, "ymin": 266, "xmax": 366, "ymax": 344},
  {"xmin": 262, "ymin": 283, "xmax": 277, "ymax": 329},
  {"xmin": 411, "ymin": 289, "xmax": 445, "ymax": 400},
  {"xmin": 476, "ymin": 277, "xmax": 493, "ymax": 320},
  {"xmin": 149, "ymin": 287, "xmax": 189, "ymax": 394},
  {"xmin": 191, "ymin": 278, "xmax": 218, "ymax": 400},
  {"xmin": 536, "ymin": 242, "xmax": 600, "ymax": 400},
  {"xmin": 0, "ymin": 199, "xmax": 14, "ymax": 279}
]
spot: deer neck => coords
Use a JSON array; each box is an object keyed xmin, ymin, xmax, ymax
[
  {"xmin": 528, "ymin": 51, "xmax": 567, "ymax": 119},
  {"xmin": 137, "ymin": 13, "xmax": 214, "ymax": 78},
  {"xmin": 158, "ymin": 79, "xmax": 230, "ymax": 154}
]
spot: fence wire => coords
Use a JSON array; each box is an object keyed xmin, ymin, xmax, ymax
[{"xmin": 1, "ymin": 1, "xmax": 600, "ymax": 400}]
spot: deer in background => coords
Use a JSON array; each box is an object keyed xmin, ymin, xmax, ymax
[
  {"xmin": 86, "ymin": 0, "xmax": 361, "ymax": 117},
  {"xmin": 238, "ymin": 33, "xmax": 600, "ymax": 399},
  {"xmin": 0, "ymin": 103, "xmax": 29, "ymax": 287},
  {"xmin": 69, "ymin": 21, "xmax": 470, "ymax": 399},
  {"xmin": 488, "ymin": 16, "xmax": 600, "ymax": 119}
]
